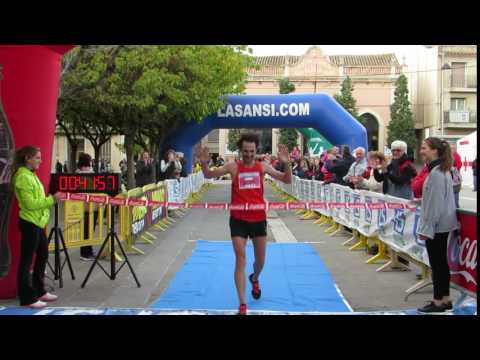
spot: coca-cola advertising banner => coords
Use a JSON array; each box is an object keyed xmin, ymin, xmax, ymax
[{"xmin": 448, "ymin": 210, "xmax": 477, "ymax": 296}]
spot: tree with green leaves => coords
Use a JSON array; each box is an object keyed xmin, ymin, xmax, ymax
[
  {"xmin": 279, "ymin": 128, "xmax": 299, "ymax": 152},
  {"xmin": 278, "ymin": 77, "xmax": 295, "ymax": 94},
  {"xmin": 334, "ymin": 76, "xmax": 359, "ymax": 119},
  {"xmin": 58, "ymin": 45, "xmax": 122, "ymax": 171},
  {"xmin": 277, "ymin": 78, "xmax": 298, "ymax": 152},
  {"xmin": 387, "ymin": 74, "xmax": 416, "ymax": 158},
  {"xmin": 59, "ymin": 45, "xmax": 255, "ymax": 188},
  {"xmin": 228, "ymin": 128, "xmax": 242, "ymax": 152}
]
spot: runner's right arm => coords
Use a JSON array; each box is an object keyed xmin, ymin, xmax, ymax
[
  {"xmin": 198, "ymin": 146, "xmax": 233, "ymax": 179},
  {"xmin": 201, "ymin": 162, "xmax": 233, "ymax": 179}
]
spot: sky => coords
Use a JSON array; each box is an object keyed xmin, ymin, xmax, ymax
[{"xmin": 248, "ymin": 45, "xmax": 419, "ymax": 67}]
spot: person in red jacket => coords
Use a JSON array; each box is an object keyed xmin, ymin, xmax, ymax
[
  {"xmin": 450, "ymin": 143, "xmax": 462, "ymax": 208},
  {"xmin": 412, "ymin": 164, "xmax": 430, "ymax": 199},
  {"xmin": 320, "ymin": 149, "xmax": 335, "ymax": 183},
  {"xmin": 451, "ymin": 143, "xmax": 462, "ymax": 171}
]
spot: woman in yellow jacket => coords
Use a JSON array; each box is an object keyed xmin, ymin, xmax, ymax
[{"xmin": 11, "ymin": 146, "xmax": 62, "ymax": 309}]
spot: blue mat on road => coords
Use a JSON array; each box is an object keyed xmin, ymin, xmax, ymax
[{"xmin": 150, "ymin": 240, "xmax": 353, "ymax": 313}]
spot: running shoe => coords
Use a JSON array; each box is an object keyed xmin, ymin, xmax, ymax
[
  {"xmin": 238, "ymin": 304, "xmax": 247, "ymax": 315},
  {"xmin": 249, "ymin": 273, "xmax": 261, "ymax": 300}
]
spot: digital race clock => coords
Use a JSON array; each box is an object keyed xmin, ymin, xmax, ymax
[{"xmin": 50, "ymin": 173, "xmax": 121, "ymax": 196}]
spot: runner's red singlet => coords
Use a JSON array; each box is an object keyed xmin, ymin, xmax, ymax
[{"xmin": 230, "ymin": 160, "xmax": 266, "ymax": 222}]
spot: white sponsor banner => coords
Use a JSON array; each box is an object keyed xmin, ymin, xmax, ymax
[
  {"xmin": 378, "ymin": 195, "xmax": 429, "ymax": 266},
  {"xmin": 350, "ymin": 189, "xmax": 363, "ymax": 231},
  {"xmin": 311, "ymin": 181, "xmax": 327, "ymax": 215},
  {"xmin": 323, "ymin": 183, "xmax": 333, "ymax": 217},
  {"xmin": 166, "ymin": 172, "xmax": 206, "ymax": 210},
  {"xmin": 356, "ymin": 190, "xmax": 382, "ymax": 238},
  {"xmin": 334, "ymin": 185, "xmax": 355, "ymax": 229}
]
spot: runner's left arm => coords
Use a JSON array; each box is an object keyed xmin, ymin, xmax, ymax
[
  {"xmin": 264, "ymin": 144, "xmax": 293, "ymax": 184},
  {"xmin": 263, "ymin": 161, "xmax": 292, "ymax": 184}
]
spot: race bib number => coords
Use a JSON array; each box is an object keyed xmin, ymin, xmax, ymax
[{"xmin": 239, "ymin": 172, "xmax": 261, "ymax": 190}]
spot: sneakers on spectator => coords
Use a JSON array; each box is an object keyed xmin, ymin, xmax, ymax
[
  {"xmin": 24, "ymin": 301, "xmax": 47, "ymax": 309},
  {"xmin": 238, "ymin": 304, "xmax": 247, "ymax": 315},
  {"xmin": 80, "ymin": 253, "xmax": 96, "ymax": 261},
  {"xmin": 444, "ymin": 302, "xmax": 453, "ymax": 312},
  {"xmin": 417, "ymin": 301, "xmax": 448, "ymax": 314},
  {"xmin": 38, "ymin": 292, "xmax": 58, "ymax": 302}
]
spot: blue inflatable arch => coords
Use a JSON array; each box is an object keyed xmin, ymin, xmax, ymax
[{"xmin": 167, "ymin": 93, "xmax": 368, "ymax": 173}]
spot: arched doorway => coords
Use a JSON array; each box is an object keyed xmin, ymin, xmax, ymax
[{"xmin": 359, "ymin": 113, "xmax": 379, "ymax": 151}]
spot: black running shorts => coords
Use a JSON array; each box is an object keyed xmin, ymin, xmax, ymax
[{"xmin": 229, "ymin": 216, "xmax": 267, "ymax": 239}]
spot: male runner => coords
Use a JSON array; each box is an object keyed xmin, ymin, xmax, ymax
[{"xmin": 198, "ymin": 133, "xmax": 292, "ymax": 315}]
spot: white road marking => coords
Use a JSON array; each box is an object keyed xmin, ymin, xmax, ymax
[{"xmin": 267, "ymin": 210, "xmax": 297, "ymax": 243}]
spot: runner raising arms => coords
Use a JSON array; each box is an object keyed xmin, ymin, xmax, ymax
[{"xmin": 197, "ymin": 133, "xmax": 292, "ymax": 315}]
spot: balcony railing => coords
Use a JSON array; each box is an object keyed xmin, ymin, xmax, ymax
[
  {"xmin": 444, "ymin": 110, "xmax": 477, "ymax": 124},
  {"xmin": 450, "ymin": 67, "xmax": 477, "ymax": 88}
]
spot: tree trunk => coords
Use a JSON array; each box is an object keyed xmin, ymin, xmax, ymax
[
  {"xmin": 69, "ymin": 144, "xmax": 78, "ymax": 172},
  {"xmin": 149, "ymin": 137, "xmax": 158, "ymax": 183},
  {"xmin": 125, "ymin": 133, "xmax": 136, "ymax": 189},
  {"xmin": 92, "ymin": 145, "xmax": 101, "ymax": 173}
]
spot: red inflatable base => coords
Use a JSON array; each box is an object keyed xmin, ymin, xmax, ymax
[{"xmin": 0, "ymin": 45, "xmax": 74, "ymax": 299}]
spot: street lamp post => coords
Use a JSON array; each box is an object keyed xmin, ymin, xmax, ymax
[{"xmin": 440, "ymin": 46, "xmax": 451, "ymax": 138}]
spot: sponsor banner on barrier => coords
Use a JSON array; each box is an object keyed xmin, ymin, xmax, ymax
[
  {"xmin": 351, "ymin": 191, "xmax": 362, "ymax": 230},
  {"xmin": 187, "ymin": 203, "xmax": 206, "ymax": 209},
  {"xmin": 110, "ymin": 197, "xmax": 127, "ymax": 206},
  {"xmin": 269, "ymin": 202, "xmax": 288, "ymax": 210},
  {"xmin": 207, "ymin": 203, "xmax": 228, "ymax": 210},
  {"xmin": 131, "ymin": 197, "xmax": 148, "ymax": 236},
  {"xmin": 448, "ymin": 211, "xmax": 477, "ymax": 296},
  {"xmin": 151, "ymin": 206, "xmax": 162, "ymax": 223},
  {"xmin": 288, "ymin": 202, "xmax": 307, "ymax": 210},
  {"xmin": 69, "ymin": 193, "xmax": 89, "ymax": 202},
  {"xmin": 336, "ymin": 185, "xmax": 352, "ymax": 228},
  {"xmin": 229, "ymin": 204, "xmax": 246, "ymax": 211},
  {"xmin": 128, "ymin": 198, "xmax": 147, "ymax": 207},
  {"xmin": 356, "ymin": 191, "xmax": 381, "ymax": 238},
  {"xmin": 378, "ymin": 195, "xmax": 427, "ymax": 264},
  {"xmin": 89, "ymin": 195, "xmax": 108, "ymax": 204},
  {"xmin": 309, "ymin": 202, "xmax": 326, "ymax": 209},
  {"xmin": 323, "ymin": 183, "xmax": 332, "ymax": 217}
]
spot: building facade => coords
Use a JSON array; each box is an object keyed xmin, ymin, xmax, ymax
[
  {"xmin": 205, "ymin": 46, "xmax": 405, "ymax": 160},
  {"xmin": 51, "ymin": 133, "xmax": 125, "ymax": 173},
  {"xmin": 411, "ymin": 45, "xmax": 477, "ymax": 149}
]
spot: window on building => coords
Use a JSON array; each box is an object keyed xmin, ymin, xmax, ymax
[
  {"xmin": 207, "ymin": 129, "xmax": 220, "ymax": 142},
  {"xmin": 451, "ymin": 62, "xmax": 466, "ymax": 87},
  {"xmin": 100, "ymin": 140, "xmax": 111, "ymax": 164},
  {"xmin": 451, "ymin": 98, "xmax": 466, "ymax": 111}
]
